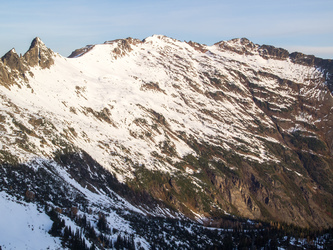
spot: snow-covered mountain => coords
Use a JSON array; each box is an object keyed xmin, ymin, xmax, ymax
[{"xmin": 0, "ymin": 35, "xmax": 332, "ymax": 249}]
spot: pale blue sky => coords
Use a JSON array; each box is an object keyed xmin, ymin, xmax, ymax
[{"xmin": 1, "ymin": 0, "xmax": 332, "ymax": 58}]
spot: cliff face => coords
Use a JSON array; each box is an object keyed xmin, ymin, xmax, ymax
[{"xmin": 0, "ymin": 36, "xmax": 332, "ymax": 229}]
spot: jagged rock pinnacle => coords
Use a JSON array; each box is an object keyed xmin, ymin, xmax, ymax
[
  {"xmin": 23, "ymin": 37, "xmax": 54, "ymax": 69},
  {"xmin": 28, "ymin": 37, "xmax": 46, "ymax": 50},
  {"xmin": 1, "ymin": 47, "xmax": 27, "ymax": 72}
]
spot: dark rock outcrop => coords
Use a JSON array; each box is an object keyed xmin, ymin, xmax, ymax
[
  {"xmin": 258, "ymin": 45, "xmax": 289, "ymax": 60},
  {"xmin": 290, "ymin": 52, "xmax": 333, "ymax": 92},
  {"xmin": 1, "ymin": 49, "xmax": 27, "ymax": 72},
  {"xmin": 23, "ymin": 37, "xmax": 54, "ymax": 69},
  {"xmin": 68, "ymin": 45, "xmax": 95, "ymax": 58},
  {"xmin": 0, "ymin": 49, "xmax": 27, "ymax": 88},
  {"xmin": 0, "ymin": 37, "xmax": 55, "ymax": 88}
]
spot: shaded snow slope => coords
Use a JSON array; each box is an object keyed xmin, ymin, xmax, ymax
[{"xmin": 0, "ymin": 191, "xmax": 61, "ymax": 249}]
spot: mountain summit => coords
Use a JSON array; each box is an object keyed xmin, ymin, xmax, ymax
[
  {"xmin": 0, "ymin": 37, "xmax": 55, "ymax": 88},
  {"xmin": 0, "ymin": 35, "xmax": 332, "ymax": 248},
  {"xmin": 23, "ymin": 37, "xmax": 55, "ymax": 68}
]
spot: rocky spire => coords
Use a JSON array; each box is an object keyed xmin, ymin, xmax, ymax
[
  {"xmin": 28, "ymin": 37, "xmax": 46, "ymax": 50},
  {"xmin": 0, "ymin": 48, "xmax": 28, "ymax": 88},
  {"xmin": 23, "ymin": 37, "xmax": 54, "ymax": 69},
  {"xmin": 1, "ymin": 48, "xmax": 27, "ymax": 72}
]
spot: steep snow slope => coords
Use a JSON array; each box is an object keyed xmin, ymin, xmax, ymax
[{"xmin": 0, "ymin": 35, "xmax": 332, "ymax": 231}]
